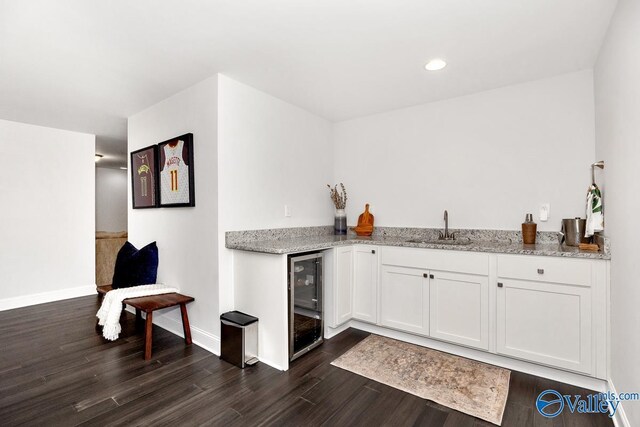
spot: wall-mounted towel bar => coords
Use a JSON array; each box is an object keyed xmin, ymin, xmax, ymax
[{"xmin": 591, "ymin": 161, "xmax": 604, "ymax": 185}]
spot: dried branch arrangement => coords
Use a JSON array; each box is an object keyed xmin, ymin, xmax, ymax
[{"xmin": 327, "ymin": 183, "xmax": 348, "ymax": 209}]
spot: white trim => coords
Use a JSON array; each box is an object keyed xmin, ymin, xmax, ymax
[
  {"xmin": 0, "ymin": 285, "xmax": 96, "ymax": 311},
  {"xmin": 137, "ymin": 308, "xmax": 286, "ymax": 370},
  {"xmin": 325, "ymin": 321, "xmax": 351, "ymax": 339},
  {"xmin": 608, "ymin": 379, "xmax": 631, "ymax": 427},
  {"xmin": 252, "ymin": 357, "xmax": 286, "ymax": 372},
  {"xmin": 330, "ymin": 320, "xmax": 610, "ymax": 392}
]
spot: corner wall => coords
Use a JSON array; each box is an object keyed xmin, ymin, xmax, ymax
[
  {"xmin": 334, "ymin": 70, "xmax": 596, "ymax": 231},
  {"xmin": 217, "ymin": 75, "xmax": 333, "ymax": 314},
  {"xmin": 0, "ymin": 119, "xmax": 95, "ymax": 310},
  {"xmin": 128, "ymin": 76, "xmax": 219, "ymax": 353},
  {"xmin": 594, "ymin": 1, "xmax": 640, "ymax": 425}
]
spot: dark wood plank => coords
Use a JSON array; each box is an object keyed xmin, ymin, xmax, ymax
[
  {"xmin": 258, "ymin": 396, "xmax": 316, "ymax": 427},
  {"xmin": 508, "ymin": 371, "xmax": 539, "ymax": 407},
  {"xmin": 443, "ymin": 410, "xmax": 479, "ymax": 427},
  {"xmin": 0, "ymin": 296, "xmax": 614, "ymax": 427},
  {"xmin": 381, "ymin": 393, "xmax": 432, "ymax": 426},
  {"xmin": 501, "ymin": 402, "xmax": 534, "ymax": 427},
  {"xmin": 320, "ymin": 385, "xmax": 382, "ymax": 425}
]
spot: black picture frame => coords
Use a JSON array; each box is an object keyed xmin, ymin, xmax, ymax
[
  {"xmin": 158, "ymin": 133, "xmax": 195, "ymax": 208},
  {"xmin": 130, "ymin": 145, "xmax": 159, "ymax": 209}
]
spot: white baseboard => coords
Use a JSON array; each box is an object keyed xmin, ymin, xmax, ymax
[
  {"xmin": 608, "ymin": 379, "xmax": 631, "ymax": 427},
  {"xmin": 147, "ymin": 311, "xmax": 285, "ymax": 369},
  {"xmin": 337, "ymin": 320, "xmax": 609, "ymax": 392},
  {"xmin": 126, "ymin": 307, "xmax": 220, "ymax": 356},
  {"xmin": 255, "ymin": 357, "xmax": 286, "ymax": 371},
  {"xmin": 325, "ymin": 321, "xmax": 351, "ymax": 339},
  {"xmin": 0, "ymin": 285, "xmax": 96, "ymax": 311}
]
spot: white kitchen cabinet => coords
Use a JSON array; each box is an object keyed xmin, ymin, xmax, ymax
[
  {"xmin": 379, "ymin": 265, "xmax": 429, "ymax": 335},
  {"xmin": 429, "ymin": 271, "xmax": 489, "ymax": 350},
  {"xmin": 495, "ymin": 253, "xmax": 595, "ymax": 375},
  {"xmin": 233, "ymin": 239, "xmax": 608, "ymax": 377},
  {"xmin": 379, "ymin": 247, "xmax": 489, "ymax": 342},
  {"xmin": 333, "ymin": 246, "xmax": 353, "ymax": 326},
  {"xmin": 352, "ymin": 245, "xmax": 378, "ymax": 323}
]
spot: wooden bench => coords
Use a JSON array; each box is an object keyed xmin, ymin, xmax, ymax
[{"xmin": 96, "ymin": 285, "xmax": 194, "ymax": 360}]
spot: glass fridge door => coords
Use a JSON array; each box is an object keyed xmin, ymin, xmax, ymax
[{"xmin": 289, "ymin": 252, "xmax": 323, "ymax": 360}]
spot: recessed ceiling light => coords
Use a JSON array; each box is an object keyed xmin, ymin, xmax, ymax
[
  {"xmin": 425, "ymin": 58, "xmax": 447, "ymax": 71},
  {"xmin": 95, "ymin": 154, "xmax": 103, "ymax": 162}
]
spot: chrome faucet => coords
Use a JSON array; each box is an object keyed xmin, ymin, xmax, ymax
[{"xmin": 439, "ymin": 210, "xmax": 456, "ymax": 240}]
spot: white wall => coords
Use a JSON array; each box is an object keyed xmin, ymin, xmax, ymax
[
  {"xmin": 217, "ymin": 75, "xmax": 333, "ymax": 313},
  {"xmin": 334, "ymin": 70, "xmax": 596, "ymax": 231},
  {"xmin": 0, "ymin": 119, "xmax": 95, "ymax": 309},
  {"xmin": 96, "ymin": 167, "xmax": 128, "ymax": 231},
  {"xmin": 594, "ymin": 1, "xmax": 640, "ymax": 425},
  {"xmin": 128, "ymin": 76, "xmax": 219, "ymax": 352}
]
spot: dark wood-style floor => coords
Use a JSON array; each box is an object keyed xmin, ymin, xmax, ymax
[{"xmin": 0, "ymin": 296, "xmax": 612, "ymax": 427}]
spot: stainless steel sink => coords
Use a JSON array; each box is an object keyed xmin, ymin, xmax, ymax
[{"xmin": 405, "ymin": 238, "xmax": 473, "ymax": 246}]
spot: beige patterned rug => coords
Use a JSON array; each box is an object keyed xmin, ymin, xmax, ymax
[{"xmin": 331, "ymin": 335, "xmax": 510, "ymax": 425}]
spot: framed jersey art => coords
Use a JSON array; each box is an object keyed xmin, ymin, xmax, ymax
[
  {"xmin": 130, "ymin": 144, "xmax": 159, "ymax": 209},
  {"xmin": 158, "ymin": 133, "xmax": 195, "ymax": 207}
]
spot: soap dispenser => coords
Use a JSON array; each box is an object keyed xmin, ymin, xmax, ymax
[{"xmin": 522, "ymin": 213, "xmax": 537, "ymax": 245}]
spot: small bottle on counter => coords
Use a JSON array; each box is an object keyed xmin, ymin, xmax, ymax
[{"xmin": 522, "ymin": 213, "xmax": 537, "ymax": 245}]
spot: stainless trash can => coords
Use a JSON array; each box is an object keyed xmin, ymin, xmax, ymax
[{"xmin": 220, "ymin": 311, "xmax": 258, "ymax": 368}]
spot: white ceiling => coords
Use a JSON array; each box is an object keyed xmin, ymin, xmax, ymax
[{"xmin": 0, "ymin": 0, "xmax": 617, "ymax": 168}]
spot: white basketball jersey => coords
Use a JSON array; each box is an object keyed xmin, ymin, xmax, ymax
[{"xmin": 161, "ymin": 140, "xmax": 190, "ymax": 204}]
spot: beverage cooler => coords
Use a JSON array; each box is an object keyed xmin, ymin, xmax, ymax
[{"xmin": 288, "ymin": 252, "xmax": 323, "ymax": 361}]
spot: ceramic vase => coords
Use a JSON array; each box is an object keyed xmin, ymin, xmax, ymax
[{"xmin": 334, "ymin": 209, "xmax": 347, "ymax": 235}]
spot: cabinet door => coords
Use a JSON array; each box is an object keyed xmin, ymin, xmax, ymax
[
  {"xmin": 429, "ymin": 271, "xmax": 489, "ymax": 350},
  {"xmin": 496, "ymin": 279, "xmax": 592, "ymax": 374},
  {"xmin": 353, "ymin": 246, "xmax": 378, "ymax": 323},
  {"xmin": 379, "ymin": 265, "xmax": 429, "ymax": 335},
  {"xmin": 334, "ymin": 246, "xmax": 353, "ymax": 326}
]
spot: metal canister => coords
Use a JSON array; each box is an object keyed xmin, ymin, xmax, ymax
[{"xmin": 561, "ymin": 218, "xmax": 588, "ymax": 246}]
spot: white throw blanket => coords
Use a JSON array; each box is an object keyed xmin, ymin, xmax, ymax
[{"xmin": 96, "ymin": 284, "xmax": 179, "ymax": 341}]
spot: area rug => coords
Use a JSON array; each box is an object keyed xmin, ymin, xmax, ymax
[{"xmin": 331, "ymin": 335, "xmax": 510, "ymax": 425}]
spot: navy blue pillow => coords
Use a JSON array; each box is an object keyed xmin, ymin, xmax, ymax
[{"xmin": 112, "ymin": 241, "xmax": 159, "ymax": 288}]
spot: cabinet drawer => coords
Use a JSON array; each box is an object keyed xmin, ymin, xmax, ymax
[
  {"xmin": 497, "ymin": 255, "xmax": 592, "ymax": 287},
  {"xmin": 381, "ymin": 247, "xmax": 488, "ymax": 275}
]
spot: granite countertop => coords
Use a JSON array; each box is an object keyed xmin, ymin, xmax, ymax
[{"xmin": 226, "ymin": 227, "xmax": 610, "ymax": 260}]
